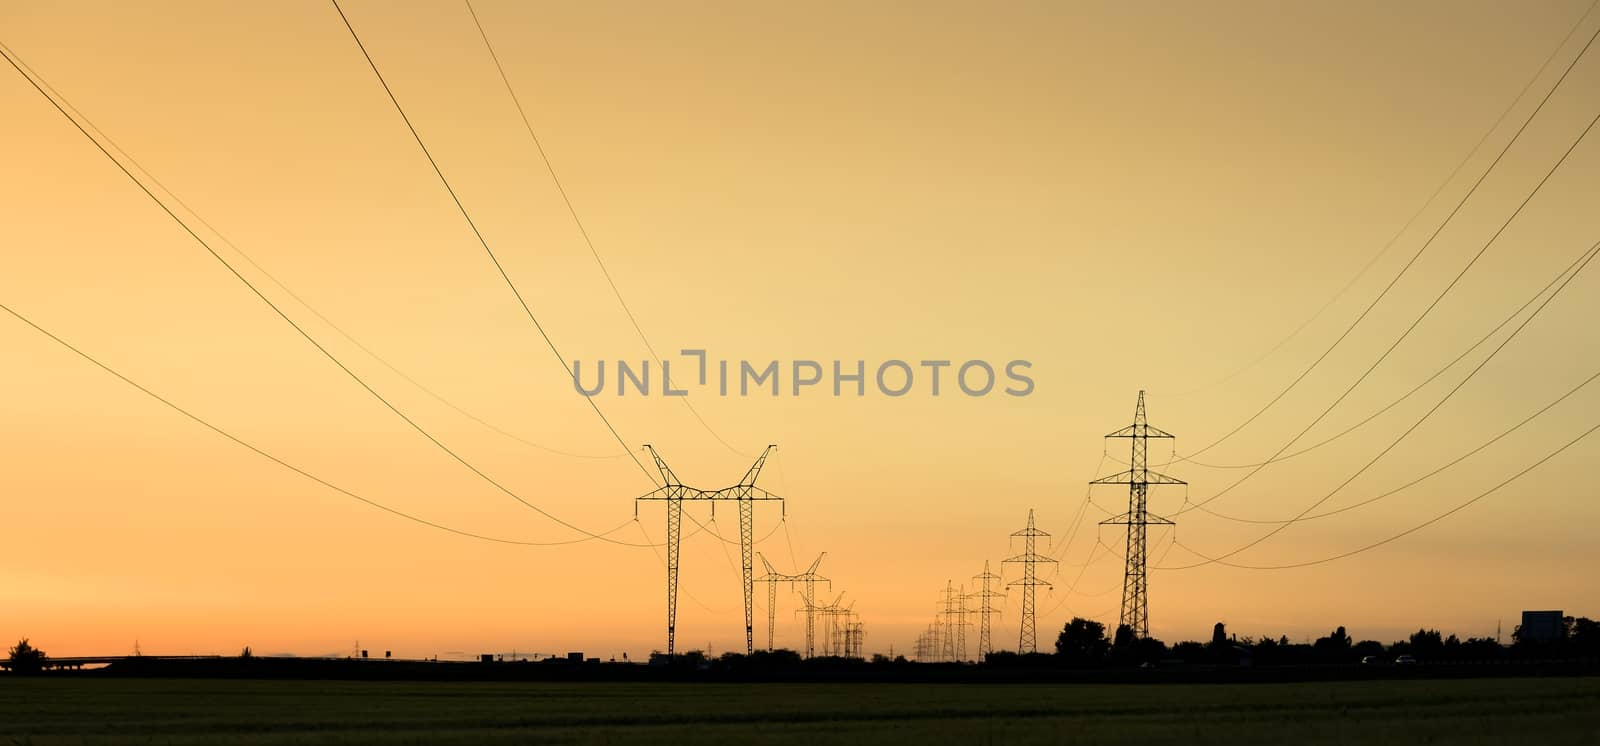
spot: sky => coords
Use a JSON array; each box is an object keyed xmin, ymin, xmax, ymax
[{"xmin": 1, "ymin": 0, "xmax": 1598, "ymax": 660}]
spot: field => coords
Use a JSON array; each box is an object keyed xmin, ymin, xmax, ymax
[{"xmin": 2, "ymin": 676, "xmax": 1597, "ymax": 744}]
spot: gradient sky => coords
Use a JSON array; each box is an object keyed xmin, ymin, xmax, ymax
[{"xmin": 2, "ymin": 0, "xmax": 1598, "ymax": 660}]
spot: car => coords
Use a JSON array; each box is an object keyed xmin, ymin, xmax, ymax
[
  {"xmin": 1394, "ymin": 655, "xmax": 1417, "ymax": 666},
  {"xmin": 1361, "ymin": 655, "xmax": 1382, "ymax": 665}
]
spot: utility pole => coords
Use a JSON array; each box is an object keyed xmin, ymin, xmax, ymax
[
  {"xmin": 1093, "ymin": 391, "xmax": 1183, "ymax": 640},
  {"xmin": 635, "ymin": 445, "xmax": 783, "ymax": 656},
  {"xmin": 1004, "ymin": 510, "xmax": 1057, "ymax": 654},
  {"xmin": 971, "ymin": 561, "xmax": 1005, "ymax": 659}
]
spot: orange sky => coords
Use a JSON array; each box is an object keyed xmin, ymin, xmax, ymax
[{"xmin": 2, "ymin": 0, "xmax": 1598, "ymax": 660}]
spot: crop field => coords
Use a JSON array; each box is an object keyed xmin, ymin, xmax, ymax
[{"xmin": 1, "ymin": 675, "xmax": 1597, "ymax": 744}]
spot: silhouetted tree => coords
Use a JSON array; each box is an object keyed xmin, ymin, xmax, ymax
[
  {"xmin": 1352, "ymin": 640, "xmax": 1385, "ymax": 660},
  {"xmin": 240, "ymin": 646, "xmax": 254, "ymax": 659},
  {"xmin": 1054, "ymin": 617, "xmax": 1110, "ymax": 664},
  {"xmin": 1571, "ymin": 617, "xmax": 1599, "ymax": 656},
  {"xmin": 1171, "ymin": 640, "xmax": 1207, "ymax": 663},
  {"xmin": 1409, "ymin": 629, "xmax": 1444, "ymax": 660},
  {"xmin": 1313, "ymin": 626, "xmax": 1352, "ymax": 661},
  {"xmin": 7, "ymin": 639, "xmax": 47, "ymax": 674}
]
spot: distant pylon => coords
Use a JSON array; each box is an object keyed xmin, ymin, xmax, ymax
[
  {"xmin": 793, "ymin": 555, "xmax": 829, "ymax": 658},
  {"xmin": 1004, "ymin": 510, "xmax": 1057, "ymax": 653},
  {"xmin": 814, "ymin": 593, "xmax": 848, "ymax": 657},
  {"xmin": 971, "ymin": 561, "xmax": 1005, "ymax": 659},
  {"xmin": 940, "ymin": 581, "xmax": 960, "ymax": 661},
  {"xmin": 1093, "ymin": 390, "xmax": 1183, "ymax": 640},
  {"xmin": 635, "ymin": 445, "xmax": 783, "ymax": 656}
]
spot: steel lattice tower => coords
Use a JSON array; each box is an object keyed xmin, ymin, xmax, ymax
[
  {"xmin": 940, "ymin": 582, "xmax": 961, "ymax": 661},
  {"xmin": 1004, "ymin": 510, "xmax": 1057, "ymax": 653},
  {"xmin": 754, "ymin": 552, "xmax": 826, "ymax": 653},
  {"xmin": 1093, "ymin": 390, "xmax": 1183, "ymax": 640},
  {"xmin": 971, "ymin": 561, "xmax": 1005, "ymax": 659},
  {"xmin": 635, "ymin": 445, "xmax": 783, "ymax": 656}
]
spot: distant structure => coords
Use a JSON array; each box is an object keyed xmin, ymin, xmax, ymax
[
  {"xmin": 940, "ymin": 581, "xmax": 973, "ymax": 662},
  {"xmin": 1094, "ymin": 391, "xmax": 1184, "ymax": 640},
  {"xmin": 814, "ymin": 593, "xmax": 849, "ymax": 656},
  {"xmin": 1521, "ymin": 610, "xmax": 1565, "ymax": 643},
  {"xmin": 1004, "ymin": 510, "xmax": 1057, "ymax": 653},
  {"xmin": 754, "ymin": 552, "xmax": 827, "ymax": 653},
  {"xmin": 635, "ymin": 445, "xmax": 784, "ymax": 656},
  {"xmin": 971, "ymin": 561, "xmax": 1005, "ymax": 658}
]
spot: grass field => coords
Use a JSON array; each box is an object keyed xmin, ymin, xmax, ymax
[{"xmin": 2, "ymin": 676, "xmax": 1597, "ymax": 744}]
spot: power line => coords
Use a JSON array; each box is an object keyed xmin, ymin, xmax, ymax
[
  {"xmin": 0, "ymin": 300, "xmax": 637, "ymax": 548},
  {"xmin": 1157, "ymin": 0, "xmax": 1599, "ymax": 401},
  {"xmin": 1167, "ymin": 229, "xmax": 1600, "ymax": 568},
  {"xmin": 1177, "ymin": 56, "xmax": 1600, "ymax": 517},
  {"xmin": 0, "ymin": 42, "xmax": 654, "ymax": 548},
  {"xmin": 462, "ymin": 0, "xmax": 750, "ymax": 458},
  {"xmin": 1180, "ymin": 235, "xmax": 1600, "ymax": 471},
  {"xmin": 1167, "ymin": 419, "xmax": 1600, "ymax": 571},
  {"xmin": 1182, "ymin": 21, "xmax": 1600, "ymax": 460},
  {"xmin": 1197, "ymin": 360, "xmax": 1600, "ymax": 525},
  {"xmin": 328, "ymin": 0, "xmax": 656, "ymax": 487},
  {"xmin": 0, "ymin": 40, "xmax": 625, "ymax": 462}
]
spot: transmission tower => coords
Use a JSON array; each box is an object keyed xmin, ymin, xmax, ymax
[
  {"xmin": 1093, "ymin": 390, "xmax": 1183, "ymax": 640},
  {"xmin": 971, "ymin": 561, "xmax": 1005, "ymax": 659},
  {"xmin": 940, "ymin": 582, "xmax": 959, "ymax": 661},
  {"xmin": 635, "ymin": 445, "xmax": 784, "ymax": 656},
  {"xmin": 845, "ymin": 617, "xmax": 865, "ymax": 659},
  {"xmin": 1004, "ymin": 509, "xmax": 1057, "ymax": 653},
  {"xmin": 813, "ymin": 592, "xmax": 848, "ymax": 657},
  {"xmin": 754, "ymin": 552, "xmax": 826, "ymax": 653}
]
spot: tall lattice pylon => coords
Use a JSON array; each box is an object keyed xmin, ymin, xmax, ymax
[
  {"xmin": 1004, "ymin": 510, "xmax": 1057, "ymax": 653},
  {"xmin": 971, "ymin": 561, "xmax": 1005, "ymax": 659},
  {"xmin": 635, "ymin": 445, "xmax": 783, "ymax": 656},
  {"xmin": 754, "ymin": 552, "xmax": 826, "ymax": 653},
  {"xmin": 1093, "ymin": 390, "xmax": 1183, "ymax": 640}
]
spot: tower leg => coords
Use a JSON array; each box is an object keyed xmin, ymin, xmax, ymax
[
  {"xmin": 803, "ymin": 580, "xmax": 816, "ymax": 658},
  {"xmin": 666, "ymin": 497, "xmax": 682, "ymax": 656},
  {"xmin": 739, "ymin": 496, "xmax": 755, "ymax": 655},
  {"xmin": 766, "ymin": 580, "xmax": 776, "ymax": 651}
]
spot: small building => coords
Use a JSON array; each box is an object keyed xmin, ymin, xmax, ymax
[
  {"xmin": 1521, "ymin": 610, "xmax": 1565, "ymax": 643},
  {"xmin": 567, "ymin": 652, "xmax": 584, "ymax": 663}
]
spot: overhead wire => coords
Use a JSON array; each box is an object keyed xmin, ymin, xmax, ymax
[
  {"xmin": 0, "ymin": 42, "xmax": 653, "ymax": 547},
  {"xmin": 1175, "ymin": 48, "xmax": 1600, "ymax": 516},
  {"xmin": 461, "ymin": 0, "xmax": 750, "ymax": 458},
  {"xmin": 1194, "ymin": 361, "xmax": 1600, "ymax": 525},
  {"xmin": 328, "ymin": 0, "xmax": 657, "ymax": 488},
  {"xmin": 1181, "ymin": 21, "xmax": 1600, "ymax": 460},
  {"xmin": 1166, "ymin": 419, "xmax": 1600, "ymax": 570},
  {"xmin": 0, "ymin": 300, "xmax": 639, "ymax": 548},
  {"xmin": 1180, "ymin": 234, "xmax": 1600, "ymax": 471},
  {"xmin": 1157, "ymin": 0, "xmax": 1599, "ymax": 402},
  {"xmin": 0, "ymin": 40, "xmax": 625, "ymax": 462},
  {"xmin": 1166, "ymin": 229, "xmax": 1600, "ymax": 568}
]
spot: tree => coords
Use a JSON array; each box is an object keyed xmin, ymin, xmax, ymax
[
  {"xmin": 1572, "ymin": 617, "xmax": 1599, "ymax": 655},
  {"xmin": 7, "ymin": 639, "xmax": 47, "ymax": 674},
  {"xmin": 1409, "ymin": 629, "xmax": 1444, "ymax": 660},
  {"xmin": 1054, "ymin": 617, "xmax": 1110, "ymax": 664},
  {"xmin": 1352, "ymin": 640, "xmax": 1385, "ymax": 660},
  {"xmin": 1313, "ymin": 626, "xmax": 1352, "ymax": 661}
]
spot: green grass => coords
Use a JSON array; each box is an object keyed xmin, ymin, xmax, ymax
[{"xmin": 1, "ymin": 676, "xmax": 1597, "ymax": 744}]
